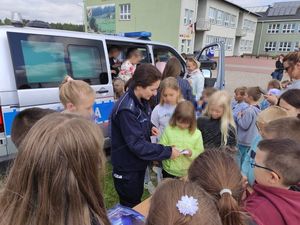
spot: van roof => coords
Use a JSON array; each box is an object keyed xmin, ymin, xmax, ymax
[{"xmin": 0, "ymin": 26, "xmax": 174, "ymax": 48}]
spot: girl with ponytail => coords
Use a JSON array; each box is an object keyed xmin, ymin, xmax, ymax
[{"xmin": 188, "ymin": 149, "xmax": 254, "ymax": 225}]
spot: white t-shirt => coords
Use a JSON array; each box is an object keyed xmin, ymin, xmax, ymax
[{"xmin": 151, "ymin": 104, "xmax": 176, "ymax": 137}]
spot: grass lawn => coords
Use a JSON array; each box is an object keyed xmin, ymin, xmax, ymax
[{"xmin": 104, "ymin": 162, "xmax": 150, "ymax": 209}]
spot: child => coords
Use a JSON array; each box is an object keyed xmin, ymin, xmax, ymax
[
  {"xmin": 197, "ymin": 87, "xmax": 217, "ymax": 115},
  {"xmin": 197, "ymin": 90, "xmax": 237, "ymax": 148},
  {"xmin": 281, "ymin": 80, "xmax": 291, "ymax": 89},
  {"xmin": 236, "ymin": 87, "xmax": 261, "ymax": 167},
  {"xmin": 113, "ymin": 78, "xmax": 125, "ymax": 100},
  {"xmin": 232, "ymin": 86, "xmax": 249, "ymax": 122},
  {"xmin": 263, "ymin": 117, "xmax": 300, "ymax": 140},
  {"xmin": 160, "ymin": 101, "xmax": 204, "ymax": 178},
  {"xmin": 245, "ymin": 139, "xmax": 300, "ymax": 225},
  {"xmin": 186, "ymin": 57, "xmax": 205, "ymax": 102},
  {"xmin": 119, "ymin": 48, "xmax": 142, "ymax": 82},
  {"xmin": 188, "ymin": 149, "xmax": 253, "ymax": 225},
  {"xmin": 241, "ymin": 106, "xmax": 289, "ymax": 186},
  {"xmin": 59, "ymin": 76, "xmax": 96, "ymax": 120},
  {"xmin": 108, "ymin": 46, "xmax": 122, "ymax": 78},
  {"xmin": 151, "ymin": 77, "xmax": 182, "ymax": 136},
  {"xmin": 0, "ymin": 113, "xmax": 110, "ymax": 225},
  {"xmin": 11, "ymin": 108, "xmax": 55, "ymax": 148},
  {"xmin": 260, "ymin": 80, "xmax": 281, "ymax": 110},
  {"xmin": 146, "ymin": 179, "xmax": 222, "ymax": 225}
]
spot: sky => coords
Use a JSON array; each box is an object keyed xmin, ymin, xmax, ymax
[{"xmin": 0, "ymin": 0, "xmax": 297, "ymax": 24}]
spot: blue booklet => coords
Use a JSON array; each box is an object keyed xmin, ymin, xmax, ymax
[{"xmin": 108, "ymin": 204, "xmax": 145, "ymax": 225}]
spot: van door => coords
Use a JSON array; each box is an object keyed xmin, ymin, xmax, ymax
[
  {"xmin": 5, "ymin": 32, "xmax": 113, "ymax": 153},
  {"xmin": 196, "ymin": 42, "xmax": 225, "ymax": 90}
]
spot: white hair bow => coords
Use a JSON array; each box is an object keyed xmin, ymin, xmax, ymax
[{"xmin": 176, "ymin": 195, "xmax": 199, "ymax": 216}]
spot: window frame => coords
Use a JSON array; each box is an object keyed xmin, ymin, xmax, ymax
[
  {"xmin": 264, "ymin": 42, "xmax": 277, "ymax": 52},
  {"xmin": 278, "ymin": 42, "xmax": 292, "ymax": 52},
  {"xmin": 267, "ymin": 24, "xmax": 280, "ymax": 34},
  {"xmin": 282, "ymin": 23, "xmax": 295, "ymax": 33},
  {"xmin": 7, "ymin": 32, "xmax": 108, "ymax": 89},
  {"xmin": 120, "ymin": 3, "xmax": 131, "ymax": 21}
]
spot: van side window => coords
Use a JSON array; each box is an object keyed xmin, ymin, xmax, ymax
[
  {"xmin": 68, "ymin": 45, "xmax": 104, "ymax": 82},
  {"xmin": 7, "ymin": 32, "xmax": 108, "ymax": 89},
  {"xmin": 21, "ymin": 40, "xmax": 67, "ymax": 84},
  {"xmin": 152, "ymin": 45, "xmax": 186, "ymax": 75}
]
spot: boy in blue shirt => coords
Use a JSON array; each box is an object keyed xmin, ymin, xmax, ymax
[{"xmin": 241, "ymin": 106, "xmax": 288, "ymax": 185}]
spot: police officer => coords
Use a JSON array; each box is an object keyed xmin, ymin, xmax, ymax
[{"xmin": 110, "ymin": 64, "xmax": 180, "ymax": 208}]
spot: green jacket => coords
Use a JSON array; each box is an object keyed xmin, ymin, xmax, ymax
[{"xmin": 160, "ymin": 125, "xmax": 204, "ymax": 177}]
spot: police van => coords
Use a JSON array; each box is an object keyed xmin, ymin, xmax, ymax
[{"xmin": 0, "ymin": 25, "xmax": 225, "ymax": 162}]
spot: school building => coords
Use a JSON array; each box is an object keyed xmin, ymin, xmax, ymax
[
  {"xmin": 84, "ymin": 0, "xmax": 259, "ymax": 56},
  {"xmin": 249, "ymin": 1, "xmax": 300, "ymax": 57}
]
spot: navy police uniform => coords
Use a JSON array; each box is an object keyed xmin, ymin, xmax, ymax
[{"xmin": 110, "ymin": 88, "xmax": 172, "ymax": 207}]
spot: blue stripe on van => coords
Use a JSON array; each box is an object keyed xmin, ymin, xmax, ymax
[
  {"xmin": 93, "ymin": 100, "xmax": 115, "ymax": 124},
  {"xmin": 3, "ymin": 109, "xmax": 19, "ymax": 136},
  {"xmin": 3, "ymin": 100, "xmax": 115, "ymax": 136}
]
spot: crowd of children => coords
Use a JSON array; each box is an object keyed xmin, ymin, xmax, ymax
[{"xmin": 0, "ymin": 52, "xmax": 299, "ymax": 225}]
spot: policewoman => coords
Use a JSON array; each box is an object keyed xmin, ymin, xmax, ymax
[{"xmin": 110, "ymin": 64, "xmax": 180, "ymax": 208}]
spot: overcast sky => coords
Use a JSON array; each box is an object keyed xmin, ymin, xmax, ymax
[{"xmin": 0, "ymin": 0, "xmax": 296, "ymax": 24}]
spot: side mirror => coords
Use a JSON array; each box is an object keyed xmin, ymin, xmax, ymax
[{"xmin": 201, "ymin": 69, "xmax": 212, "ymax": 78}]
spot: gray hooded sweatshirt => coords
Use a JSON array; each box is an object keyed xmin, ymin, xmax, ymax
[{"xmin": 236, "ymin": 105, "xmax": 261, "ymax": 146}]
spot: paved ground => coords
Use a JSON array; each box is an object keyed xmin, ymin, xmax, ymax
[{"xmin": 218, "ymin": 57, "xmax": 289, "ymax": 95}]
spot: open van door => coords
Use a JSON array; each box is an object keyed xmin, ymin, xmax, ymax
[{"xmin": 196, "ymin": 42, "xmax": 225, "ymax": 90}]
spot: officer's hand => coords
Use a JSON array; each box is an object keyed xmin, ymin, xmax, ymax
[
  {"xmin": 151, "ymin": 127, "xmax": 160, "ymax": 136},
  {"xmin": 183, "ymin": 149, "xmax": 193, "ymax": 157},
  {"xmin": 170, "ymin": 147, "xmax": 180, "ymax": 159}
]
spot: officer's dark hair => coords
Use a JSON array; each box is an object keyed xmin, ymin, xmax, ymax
[
  {"xmin": 128, "ymin": 64, "xmax": 162, "ymax": 89},
  {"xmin": 11, "ymin": 108, "xmax": 55, "ymax": 148},
  {"xmin": 278, "ymin": 89, "xmax": 300, "ymax": 109}
]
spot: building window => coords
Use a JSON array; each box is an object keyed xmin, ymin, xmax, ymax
[
  {"xmin": 240, "ymin": 39, "xmax": 245, "ymax": 51},
  {"xmin": 189, "ymin": 10, "xmax": 194, "ymax": 25},
  {"xmin": 184, "ymin": 9, "xmax": 189, "ymax": 25},
  {"xmin": 208, "ymin": 7, "xmax": 216, "ymax": 24},
  {"xmin": 267, "ymin": 24, "xmax": 280, "ymax": 33},
  {"xmin": 226, "ymin": 38, "xmax": 233, "ymax": 51},
  {"xmin": 230, "ymin": 15, "xmax": 236, "ymax": 28},
  {"xmin": 120, "ymin": 4, "xmax": 131, "ymax": 20},
  {"xmin": 264, "ymin": 42, "xmax": 277, "ymax": 52},
  {"xmin": 187, "ymin": 40, "xmax": 191, "ymax": 53},
  {"xmin": 294, "ymin": 42, "xmax": 299, "ymax": 51},
  {"xmin": 243, "ymin": 19, "xmax": 255, "ymax": 32},
  {"xmin": 278, "ymin": 42, "xmax": 292, "ymax": 51},
  {"xmin": 248, "ymin": 41, "xmax": 253, "ymax": 51},
  {"xmin": 282, "ymin": 23, "xmax": 295, "ymax": 33},
  {"xmin": 224, "ymin": 13, "xmax": 230, "ymax": 27},
  {"xmin": 216, "ymin": 10, "xmax": 223, "ymax": 25},
  {"xmin": 181, "ymin": 39, "xmax": 186, "ymax": 53}
]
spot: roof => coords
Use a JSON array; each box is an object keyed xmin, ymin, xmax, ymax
[
  {"xmin": 267, "ymin": 1, "xmax": 300, "ymax": 16},
  {"xmin": 250, "ymin": 1, "xmax": 300, "ymax": 21},
  {"xmin": 223, "ymin": 0, "xmax": 261, "ymax": 17},
  {"xmin": 245, "ymin": 6, "xmax": 269, "ymax": 13}
]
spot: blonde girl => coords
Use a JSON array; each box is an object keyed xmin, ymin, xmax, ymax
[
  {"xmin": 186, "ymin": 57, "xmax": 205, "ymax": 101},
  {"xmin": 151, "ymin": 77, "xmax": 183, "ymax": 136},
  {"xmin": 197, "ymin": 90, "xmax": 237, "ymax": 148},
  {"xmin": 0, "ymin": 113, "xmax": 110, "ymax": 225},
  {"xmin": 160, "ymin": 101, "xmax": 204, "ymax": 178},
  {"xmin": 59, "ymin": 76, "xmax": 95, "ymax": 119},
  {"xmin": 146, "ymin": 179, "xmax": 222, "ymax": 225}
]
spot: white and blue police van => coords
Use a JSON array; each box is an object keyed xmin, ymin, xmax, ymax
[{"xmin": 0, "ymin": 24, "xmax": 224, "ymax": 163}]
